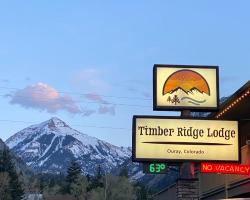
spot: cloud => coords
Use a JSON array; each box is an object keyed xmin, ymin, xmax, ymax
[
  {"xmin": 73, "ymin": 68, "xmax": 111, "ymax": 92},
  {"xmin": 84, "ymin": 93, "xmax": 116, "ymax": 115},
  {"xmin": 84, "ymin": 93, "xmax": 108, "ymax": 104},
  {"xmin": 1, "ymin": 79, "xmax": 9, "ymax": 83},
  {"xmin": 6, "ymin": 83, "xmax": 115, "ymax": 117},
  {"xmin": 8, "ymin": 82, "xmax": 81, "ymax": 114},
  {"xmin": 81, "ymin": 108, "xmax": 96, "ymax": 117},
  {"xmin": 98, "ymin": 105, "xmax": 115, "ymax": 115}
]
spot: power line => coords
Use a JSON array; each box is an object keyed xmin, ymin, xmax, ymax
[
  {"xmin": 0, "ymin": 94, "xmax": 151, "ymax": 108},
  {"xmin": 0, "ymin": 86, "xmax": 152, "ymax": 101},
  {"xmin": 0, "ymin": 119, "xmax": 131, "ymax": 131}
]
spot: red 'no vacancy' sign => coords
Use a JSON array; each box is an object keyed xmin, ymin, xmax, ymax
[{"xmin": 201, "ymin": 162, "xmax": 250, "ymax": 175}]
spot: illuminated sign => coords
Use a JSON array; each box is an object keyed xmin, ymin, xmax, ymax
[
  {"xmin": 132, "ymin": 116, "xmax": 239, "ymax": 162},
  {"xmin": 201, "ymin": 163, "xmax": 250, "ymax": 175},
  {"xmin": 143, "ymin": 163, "xmax": 168, "ymax": 174},
  {"xmin": 153, "ymin": 65, "xmax": 219, "ymax": 111}
]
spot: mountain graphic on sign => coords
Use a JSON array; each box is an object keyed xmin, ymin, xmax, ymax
[
  {"xmin": 163, "ymin": 70, "xmax": 210, "ymax": 96},
  {"xmin": 163, "ymin": 70, "xmax": 210, "ymax": 106},
  {"xmin": 166, "ymin": 86, "xmax": 208, "ymax": 95}
]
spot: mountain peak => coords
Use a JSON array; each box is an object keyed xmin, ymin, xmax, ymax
[
  {"xmin": 47, "ymin": 117, "xmax": 69, "ymax": 128},
  {"xmin": 6, "ymin": 118, "xmax": 131, "ymax": 175}
]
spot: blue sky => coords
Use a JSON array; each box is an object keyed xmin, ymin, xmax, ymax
[{"xmin": 0, "ymin": 1, "xmax": 249, "ymax": 147}]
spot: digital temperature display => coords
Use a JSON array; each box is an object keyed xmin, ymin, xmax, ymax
[{"xmin": 143, "ymin": 163, "xmax": 168, "ymax": 174}]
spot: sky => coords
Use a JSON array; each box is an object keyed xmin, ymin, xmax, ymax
[{"xmin": 0, "ymin": 1, "xmax": 250, "ymax": 147}]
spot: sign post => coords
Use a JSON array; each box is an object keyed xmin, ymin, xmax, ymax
[{"xmin": 180, "ymin": 110, "xmax": 195, "ymax": 179}]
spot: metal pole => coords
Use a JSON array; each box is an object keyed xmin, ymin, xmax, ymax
[
  {"xmin": 225, "ymin": 174, "xmax": 228, "ymax": 199},
  {"xmin": 180, "ymin": 110, "xmax": 195, "ymax": 179},
  {"xmin": 198, "ymin": 166, "xmax": 202, "ymax": 200}
]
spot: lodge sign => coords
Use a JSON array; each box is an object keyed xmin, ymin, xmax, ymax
[{"xmin": 132, "ymin": 116, "xmax": 239, "ymax": 162}]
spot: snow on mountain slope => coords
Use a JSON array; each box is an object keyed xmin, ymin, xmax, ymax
[{"xmin": 6, "ymin": 117, "xmax": 131, "ymax": 175}]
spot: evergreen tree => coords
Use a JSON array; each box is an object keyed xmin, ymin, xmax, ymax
[
  {"xmin": 0, "ymin": 149, "xmax": 24, "ymax": 200},
  {"xmin": 9, "ymin": 169, "xmax": 24, "ymax": 200},
  {"xmin": 66, "ymin": 160, "xmax": 88, "ymax": 199},
  {"xmin": 104, "ymin": 175, "xmax": 136, "ymax": 200},
  {"xmin": 135, "ymin": 182, "xmax": 152, "ymax": 200},
  {"xmin": 119, "ymin": 167, "xmax": 129, "ymax": 178},
  {"xmin": 66, "ymin": 160, "xmax": 82, "ymax": 187},
  {"xmin": 0, "ymin": 149, "xmax": 13, "ymax": 172},
  {"xmin": 96, "ymin": 164, "xmax": 102, "ymax": 179},
  {"xmin": 70, "ymin": 175, "xmax": 88, "ymax": 200},
  {"xmin": 88, "ymin": 165, "xmax": 103, "ymax": 191},
  {"xmin": 0, "ymin": 172, "xmax": 11, "ymax": 200}
]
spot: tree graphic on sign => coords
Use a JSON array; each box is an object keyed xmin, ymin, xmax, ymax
[
  {"xmin": 167, "ymin": 96, "xmax": 172, "ymax": 103},
  {"xmin": 171, "ymin": 95, "xmax": 180, "ymax": 105}
]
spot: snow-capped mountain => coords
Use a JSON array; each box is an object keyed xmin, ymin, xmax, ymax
[{"xmin": 5, "ymin": 117, "xmax": 131, "ymax": 175}]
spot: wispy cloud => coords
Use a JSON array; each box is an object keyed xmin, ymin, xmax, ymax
[
  {"xmin": 84, "ymin": 92, "xmax": 116, "ymax": 115},
  {"xmin": 81, "ymin": 108, "xmax": 96, "ymax": 116},
  {"xmin": 72, "ymin": 68, "xmax": 111, "ymax": 92},
  {"xmin": 84, "ymin": 93, "xmax": 108, "ymax": 104},
  {"xmin": 1, "ymin": 79, "xmax": 9, "ymax": 83},
  {"xmin": 7, "ymin": 82, "xmax": 81, "ymax": 114},
  {"xmin": 98, "ymin": 105, "xmax": 115, "ymax": 115}
]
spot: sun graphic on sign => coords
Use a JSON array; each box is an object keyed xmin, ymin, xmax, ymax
[{"xmin": 162, "ymin": 70, "xmax": 210, "ymax": 105}]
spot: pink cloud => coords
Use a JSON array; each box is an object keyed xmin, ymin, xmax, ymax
[
  {"xmin": 84, "ymin": 93, "xmax": 116, "ymax": 115},
  {"xmin": 8, "ymin": 83, "xmax": 81, "ymax": 114},
  {"xmin": 98, "ymin": 105, "xmax": 115, "ymax": 115},
  {"xmin": 6, "ymin": 83, "xmax": 116, "ymax": 116},
  {"xmin": 84, "ymin": 93, "xmax": 108, "ymax": 104}
]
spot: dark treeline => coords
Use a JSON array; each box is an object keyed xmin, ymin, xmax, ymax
[
  {"xmin": 0, "ymin": 149, "xmax": 24, "ymax": 200},
  {"xmin": 0, "ymin": 150, "xmax": 152, "ymax": 200},
  {"xmin": 39, "ymin": 160, "xmax": 153, "ymax": 200}
]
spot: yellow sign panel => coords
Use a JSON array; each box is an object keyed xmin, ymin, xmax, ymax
[
  {"xmin": 153, "ymin": 65, "xmax": 219, "ymax": 111},
  {"xmin": 133, "ymin": 116, "xmax": 239, "ymax": 162}
]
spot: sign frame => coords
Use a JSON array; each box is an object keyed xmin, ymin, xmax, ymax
[
  {"xmin": 132, "ymin": 115, "xmax": 240, "ymax": 163},
  {"xmin": 153, "ymin": 64, "xmax": 220, "ymax": 111}
]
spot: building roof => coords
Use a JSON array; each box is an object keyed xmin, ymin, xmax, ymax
[{"xmin": 209, "ymin": 80, "xmax": 250, "ymax": 120}]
